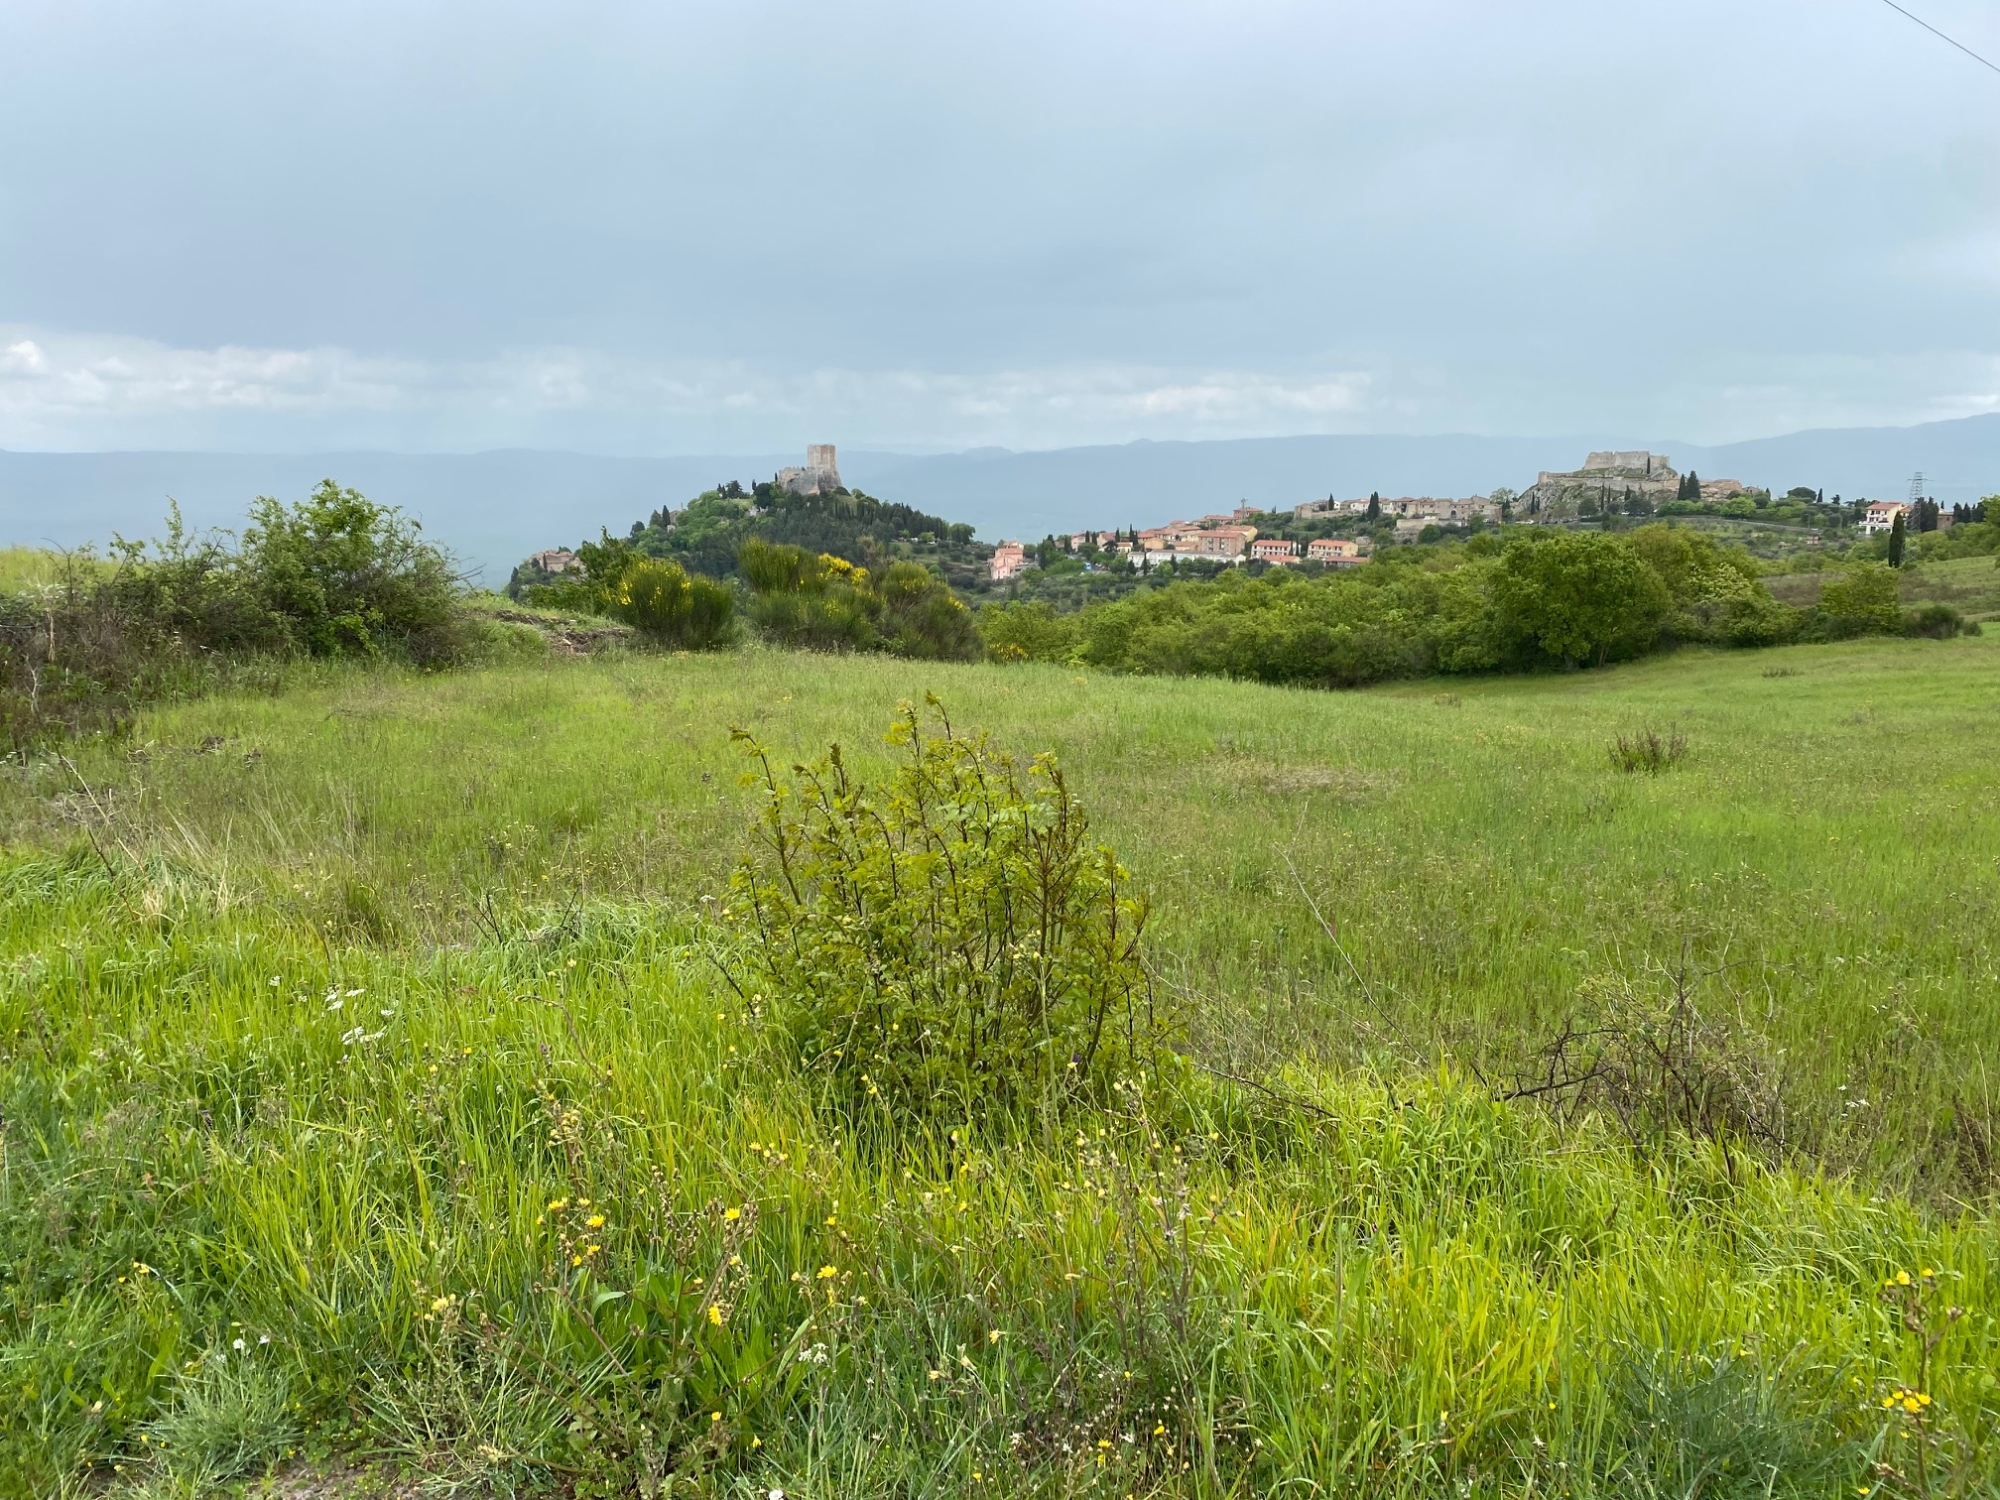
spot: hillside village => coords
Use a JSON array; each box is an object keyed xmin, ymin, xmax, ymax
[{"xmin": 513, "ymin": 443, "xmax": 1977, "ymax": 594}]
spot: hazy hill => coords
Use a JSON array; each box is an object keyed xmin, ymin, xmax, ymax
[{"xmin": 5, "ymin": 414, "xmax": 1997, "ymax": 579}]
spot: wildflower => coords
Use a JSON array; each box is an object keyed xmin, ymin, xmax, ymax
[
  {"xmin": 989, "ymin": 1329, "xmax": 1001, "ymax": 1343},
  {"xmin": 711, "ymin": 1411, "xmax": 722, "ymax": 1423},
  {"xmin": 585, "ymin": 1244, "xmax": 601, "ymax": 1256},
  {"xmin": 586, "ymin": 1214, "xmax": 605, "ymax": 1229},
  {"xmin": 817, "ymin": 1265, "xmax": 838, "ymax": 1279},
  {"xmin": 709, "ymin": 1305, "xmax": 725, "ymax": 1326},
  {"xmin": 548, "ymin": 1198, "xmax": 567, "ymax": 1212},
  {"xmin": 232, "ymin": 1338, "xmax": 246, "ymax": 1351},
  {"xmin": 1896, "ymin": 1270, "xmax": 1911, "ymax": 1286},
  {"xmin": 724, "ymin": 1207, "xmax": 742, "ymax": 1221}
]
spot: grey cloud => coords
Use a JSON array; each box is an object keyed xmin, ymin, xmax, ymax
[{"xmin": 1, "ymin": 0, "xmax": 1996, "ymax": 450}]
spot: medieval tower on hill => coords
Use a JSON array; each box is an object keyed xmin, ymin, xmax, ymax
[{"xmin": 776, "ymin": 444, "xmax": 843, "ymax": 496}]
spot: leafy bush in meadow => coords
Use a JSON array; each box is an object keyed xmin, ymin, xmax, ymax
[
  {"xmin": 609, "ymin": 556, "xmax": 736, "ymax": 647},
  {"xmin": 739, "ymin": 538, "xmax": 979, "ymax": 660},
  {"xmin": 0, "ymin": 482, "xmax": 468, "ymax": 745},
  {"xmin": 1814, "ymin": 562, "xmax": 1904, "ymax": 638},
  {"xmin": 523, "ymin": 533, "xmax": 735, "ymax": 648},
  {"xmin": 723, "ymin": 699, "xmax": 1169, "ymax": 1124}
]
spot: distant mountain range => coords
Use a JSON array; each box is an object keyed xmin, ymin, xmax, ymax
[{"xmin": 6, "ymin": 414, "xmax": 1997, "ymax": 583}]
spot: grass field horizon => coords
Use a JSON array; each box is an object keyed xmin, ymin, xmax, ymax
[{"xmin": 5, "ymin": 629, "xmax": 1998, "ymax": 1496}]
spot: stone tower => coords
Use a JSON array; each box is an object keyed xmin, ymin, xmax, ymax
[{"xmin": 806, "ymin": 444, "xmax": 841, "ymax": 489}]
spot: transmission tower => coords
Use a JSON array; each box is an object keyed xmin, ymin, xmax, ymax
[{"xmin": 1908, "ymin": 471, "xmax": 1926, "ymax": 504}]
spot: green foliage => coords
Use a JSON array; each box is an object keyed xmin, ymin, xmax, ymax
[
  {"xmin": 138, "ymin": 1353, "xmax": 298, "ymax": 1491},
  {"xmin": 233, "ymin": 481, "xmax": 464, "ymax": 660},
  {"xmin": 524, "ymin": 481, "xmax": 993, "ymax": 597},
  {"xmin": 1819, "ymin": 563, "xmax": 1904, "ymax": 636},
  {"xmin": 739, "ymin": 539, "xmax": 980, "ymax": 660},
  {"xmin": 1493, "ymin": 530, "xmax": 1671, "ymax": 667},
  {"xmin": 979, "ymin": 598, "xmax": 1083, "ymax": 662},
  {"xmin": 980, "ymin": 526, "xmax": 1835, "ymax": 688},
  {"xmin": 1610, "ymin": 727, "xmax": 1689, "ymax": 774},
  {"xmin": 610, "ymin": 557, "xmax": 735, "ymax": 648},
  {"xmin": 0, "ymin": 485, "xmax": 468, "ymax": 745},
  {"xmin": 724, "ymin": 700, "xmax": 1166, "ymax": 1125},
  {"xmin": 1630, "ymin": 526, "xmax": 1796, "ymax": 646},
  {"xmin": 1, "ymin": 643, "xmax": 1998, "ymax": 1494},
  {"xmin": 522, "ymin": 535, "xmax": 733, "ymax": 649},
  {"xmin": 1609, "ymin": 1349, "xmax": 1853, "ymax": 1498}
]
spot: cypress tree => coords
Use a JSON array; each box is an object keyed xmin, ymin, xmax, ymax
[
  {"xmin": 1888, "ymin": 511, "xmax": 1907, "ymax": 567},
  {"xmin": 1366, "ymin": 492, "xmax": 1381, "ymax": 523}
]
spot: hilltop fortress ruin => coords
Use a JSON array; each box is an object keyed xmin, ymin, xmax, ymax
[
  {"xmin": 1520, "ymin": 451, "xmax": 1747, "ymax": 517},
  {"xmin": 775, "ymin": 444, "xmax": 843, "ymax": 497}
]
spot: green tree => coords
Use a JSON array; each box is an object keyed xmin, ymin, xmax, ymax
[
  {"xmin": 1819, "ymin": 563, "xmax": 1901, "ymax": 635},
  {"xmin": 1887, "ymin": 512, "xmax": 1907, "ymax": 568},
  {"xmin": 1366, "ymin": 493, "xmax": 1382, "ymax": 523},
  {"xmin": 1492, "ymin": 532, "xmax": 1670, "ymax": 667}
]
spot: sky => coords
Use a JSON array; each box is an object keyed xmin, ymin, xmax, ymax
[{"xmin": 2, "ymin": 0, "xmax": 1997, "ymax": 454}]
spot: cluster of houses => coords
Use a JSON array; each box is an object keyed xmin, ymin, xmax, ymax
[{"xmin": 988, "ymin": 512, "xmax": 1373, "ymax": 582}]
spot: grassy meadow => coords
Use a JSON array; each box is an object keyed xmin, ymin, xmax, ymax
[{"xmin": 4, "ymin": 631, "xmax": 1999, "ymax": 1495}]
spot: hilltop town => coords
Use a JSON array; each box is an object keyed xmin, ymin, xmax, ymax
[{"xmin": 512, "ymin": 444, "xmax": 1971, "ymax": 598}]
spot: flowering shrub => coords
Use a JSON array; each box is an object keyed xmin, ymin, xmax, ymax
[
  {"xmin": 611, "ymin": 556, "xmax": 735, "ymax": 648},
  {"xmin": 722, "ymin": 698, "xmax": 1171, "ymax": 1125}
]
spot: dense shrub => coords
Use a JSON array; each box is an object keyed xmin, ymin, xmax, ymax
[
  {"xmin": 524, "ymin": 534, "xmax": 736, "ymax": 648},
  {"xmin": 0, "ymin": 484, "xmax": 468, "ymax": 745},
  {"xmin": 739, "ymin": 538, "xmax": 979, "ymax": 660},
  {"xmin": 989, "ymin": 526, "xmax": 1795, "ymax": 687},
  {"xmin": 981, "ymin": 524, "xmax": 1965, "ymax": 689},
  {"xmin": 611, "ymin": 557, "xmax": 736, "ymax": 648},
  {"xmin": 722, "ymin": 700, "xmax": 1170, "ymax": 1126},
  {"xmin": 1814, "ymin": 563, "xmax": 1903, "ymax": 637},
  {"xmin": 1491, "ymin": 530, "xmax": 1670, "ymax": 667},
  {"xmin": 980, "ymin": 599, "xmax": 1082, "ymax": 663},
  {"xmin": 1904, "ymin": 601, "xmax": 1972, "ymax": 639}
]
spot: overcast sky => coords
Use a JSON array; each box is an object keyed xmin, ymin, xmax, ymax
[{"xmin": 2, "ymin": 0, "xmax": 1997, "ymax": 453}]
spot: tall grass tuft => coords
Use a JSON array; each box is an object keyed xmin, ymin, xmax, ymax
[{"xmin": 1610, "ymin": 727, "xmax": 1688, "ymax": 774}]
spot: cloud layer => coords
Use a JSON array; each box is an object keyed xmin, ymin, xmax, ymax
[{"xmin": 3, "ymin": 0, "xmax": 1998, "ymax": 451}]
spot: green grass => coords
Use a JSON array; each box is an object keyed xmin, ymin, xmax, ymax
[
  {"xmin": 0, "ymin": 544, "xmax": 79, "ymax": 592},
  {"xmin": 1767, "ymin": 555, "xmax": 2000, "ymax": 621},
  {"xmin": 3, "ymin": 635, "xmax": 1998, "ymax": 1494}
]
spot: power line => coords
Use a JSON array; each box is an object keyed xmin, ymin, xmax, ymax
[{"xmin": 1876, "ymin": 0, "xmax": 2000, "ymax": 76}]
